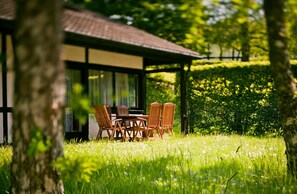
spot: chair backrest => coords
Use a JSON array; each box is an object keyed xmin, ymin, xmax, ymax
[
  {"xmin": 106, "ymin": 104, "xmax": 112, "ymax": 119},
  {"xmin": 92, "ymin": 104, "xmax": 112, "ymax": 128},
  {"xmin": 147, "ymin": 102, "xmax": 162, "ymax": 128},
  {"xmin": 116, "ymin": 105, "xmax": 129, "ymax": 117},
  {"xmin": 161, "ymin": 102, "xmax": 175, "ymax": 127}
]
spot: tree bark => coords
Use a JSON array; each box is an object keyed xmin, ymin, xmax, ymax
[
  {"xmin": 241, "ymin": 21, "xmax": 250, "ymax": 62},
  {"xmin": 11, "ymin": 0, "xmax": 65, "ymax": 193},
  {"xmin": 264, "ymin": 0, "xmax": 297, "ymax": 178}
]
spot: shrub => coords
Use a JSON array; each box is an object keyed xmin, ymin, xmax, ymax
[{"xmin": 188, "ymin": 61, "xmax": 281, "ymax": 136}]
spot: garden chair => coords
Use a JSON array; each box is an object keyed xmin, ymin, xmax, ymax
[
  {"xmin": 116, "ymin": 105, "xmax": 129, "ymax": 117},
  {"xmin": 116, "ymin": 105, "xmax": 132, "ymax": 136},
  {"xmin": 146, "ymin": 102, "xmax": 162, "ymax": 137},
  {"xmin": 159, "ymin": 102, "xmax": 176, "ymax": 137},
  {"xmin": 92, "ymin": 104, "xmax": 126, "ymax": 140}
]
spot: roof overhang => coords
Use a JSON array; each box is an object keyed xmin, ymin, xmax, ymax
[
  {"xmin": 0, "ymin": 0, "xmax": 202, "ymax": 66},
  {"xmin": 64, "ymin": 32, "xmax": 200, "ymax": 66}
]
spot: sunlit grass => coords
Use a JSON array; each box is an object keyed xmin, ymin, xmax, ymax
[{"xmin": 1, "ymin": 135, "xmax": 297, "ymax": 193}]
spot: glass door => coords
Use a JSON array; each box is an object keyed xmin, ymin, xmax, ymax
[{"xmin": 65, "ymin": 69, "xmax": 83, "ymax": 137}]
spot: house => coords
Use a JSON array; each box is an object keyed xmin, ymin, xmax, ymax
[{"xmin": 0, "ymin": 0, "xmax": 201, "ymax": 143}]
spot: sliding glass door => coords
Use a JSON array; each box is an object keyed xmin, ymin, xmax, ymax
[
  {"xmin": 88, "ymin": 70, "xmax": 113, "ymax": 105},
  {"xmin": 64, "ymin": 64, "xmax": 141, "ymax": 140},
  {"xmin": 65, "ymin": 69, "xmax": 82, "ymax": 133},
  {"xmin": 115, "ymin": 72, "xmax": 138, "ymax": 107},
  {"xmin": 88, "ymin": 70, "xmax": 138, "ymax": 108}
]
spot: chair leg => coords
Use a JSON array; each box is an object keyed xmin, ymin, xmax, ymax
[
  {"xmin": 96, "ymin": 129, "xmax": 103, "ymax": 140},
  {"xmin": 113, "ymin": 122, "xmax": 127, "ymax": 141},
  {"xmin": 157, "ymin": 127, "xmax": 164, "ymax": 138},
  {"xmin": 106, "ymin": 129, "xmax": 111, "ymax": 139}
]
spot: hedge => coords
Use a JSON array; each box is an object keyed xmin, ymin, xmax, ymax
[{"xmin": 146, "ymin": 61, "xmax": 297, "ymax": 136}]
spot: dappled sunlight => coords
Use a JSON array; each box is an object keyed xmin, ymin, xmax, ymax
[{"xmin": 0, "ymin": 135, "xmax": 296, "ymax": 193}]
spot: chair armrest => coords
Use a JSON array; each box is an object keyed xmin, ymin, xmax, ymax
[{"xmin": 112, "ymin": 118, "xmax": 122, "ymax": 122}]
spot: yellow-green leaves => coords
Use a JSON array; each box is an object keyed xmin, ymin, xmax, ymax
[
  {"xmin": 52, "ymin": 156, "xmax": 97, "ymax": 183},
  {"xmin": 69, "ymin": 83, "xmax": 91, "ymax": 125},
  {"xmin": 27, "ymin": 126, "xmax": 51, "ymax": 157}
]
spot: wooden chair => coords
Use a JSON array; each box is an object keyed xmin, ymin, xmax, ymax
[
  {"xmin": 116, "ymin": 105, "xmax": 132, "ymax": 136},
  {"xmin": 92, "ymin": 104, "xmax": 126, "ymax": 140},
  {"xmin": 160, "ymin": 102, "xmax": 176, "ymax": 137},
  {"xmin": 146, "ymin": 102, "xmax": 162, "ymax": 137},
  {"xmin": 116, "ymin": 105, "xmax": 129, "ymax": 117},
  {"xmin": 106, "ymin": 104, "xmax": 112, "ymax": 119}
]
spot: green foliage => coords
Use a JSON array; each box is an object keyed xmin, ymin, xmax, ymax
[
  {"xmin": 188, "ymin": 61, "xmax": 282, "ymax": 136},
  {"xmin": 286, "ymin": 0, "xmax": 297, "ymax": 58},
  {"xmin": 67, "ymin": 0, "xmax": 297, "ymax": 59},
  {"xmin": 0, "ymin": 146, "xmax": 11, "ymax": 193},
  {"xmin": 52, "ymin": 156, "xmax": 98, "ymax": 183},
  {"xmin": 67, "ymin": 0, "xmax": 208, "ymax": 54},
  {"xmin": 2, "ymin": 135, "xmax": 297, "ymax": 193},
  {"xmin": 205, "ymin": 0, "xmax": 266, "ymax": 59},
  {"xmin": 68, "ymin": 83, "xmax": 91, "ymax": 125},
  {"xmin": 146, "ymin": 73, "xmax": 177, "ymax": 111},
  {"xmin": 27, "ymin": 126, "xmax": 51, "ymax": 157},
  {"xmin": 146, "ymin": 72, "xmax": 183, "ymax": 133}
]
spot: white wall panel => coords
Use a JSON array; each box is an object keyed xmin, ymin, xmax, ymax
[
  {"xmin": 62, "ymin": 44, "xmax": 85, "ymax": 62},
  {"xmin": 7, "ymin": 35, "xmax": 14, "ymax": 107},
  {"xmin": 89, "ymin": 49, "xmax": 143, "ymax": 69}
]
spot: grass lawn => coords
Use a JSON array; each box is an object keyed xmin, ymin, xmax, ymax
[{"xmin": 1, "ymin": 135, "xmax": 297, "ymax": 193}]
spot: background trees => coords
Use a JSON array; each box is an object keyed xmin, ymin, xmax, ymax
[
  {"xmin": 66, "ymin": 0, "xmax": 297, "ymax": 60},
  {"xmin": 67, "ymin": 0, "xmax": 208, "ymax": 54}
]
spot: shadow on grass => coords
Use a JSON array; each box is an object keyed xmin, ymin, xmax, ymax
[
  {"xmin": 1, "ymin": 151, "xmax": 297, "ymax": 193},
  {"xmin": 63, "ymin": 154, "xmax": 297, "ymax": 194}
]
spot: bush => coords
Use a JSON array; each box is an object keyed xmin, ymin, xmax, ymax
[
  {"xmin": 146, "ymin": 61, "xmax": 297, "ymax": 136},
  {"xmin": 188, "ymin": 61, "xmax": 281, "ymax": 136}
]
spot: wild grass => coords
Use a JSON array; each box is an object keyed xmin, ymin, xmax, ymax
[{"xmin": 1, "ymin": 135, "xmax": 297, "ymax": 193}]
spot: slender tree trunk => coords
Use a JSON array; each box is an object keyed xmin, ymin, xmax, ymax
[
  {"xmin": 185, "ymin": 63, "xmax": 192, "ymax": 133},
  {"xmin": 219, "ymin": 46, "xmax": 223, "ymax": 61},
  {"xmin": 264, "ymin": 0, "xmax": 297, "ymax": 178},
  {"xmin": 241, "ymin": 21, "xmax": 250, "ymax": 62},
  {"xmin": 11, "ymin": 0, "xmax": 65, "ymax": 193}
]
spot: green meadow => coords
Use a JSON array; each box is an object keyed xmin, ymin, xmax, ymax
[{"xmin": 1, "ymin": 135, "xmax": 297, "ymax": 193}]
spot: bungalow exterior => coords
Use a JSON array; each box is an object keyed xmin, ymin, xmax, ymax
[{"xmin": 0, "ymin": 0, "xmax": 201, "ymax": 143}]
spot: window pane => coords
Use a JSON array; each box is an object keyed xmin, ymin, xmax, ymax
[
  {"xmin": 115, "ymin": 73, "xmax": 128, "ymax": 106},
  {"xmin": 128, "ymin": 74, "xmax": 138, "ymax": 107},
  {"xmin": 88, "ymin": 70, "xmax": 112, "ymax": 105},
  {"xmin": 65, "ymin": 69, "xmax": 82, "ymax": 132},
  {"xmin": 7, "ymin": 69, "xmax": 14, "ymax": 107},
  {"xmin": 115, "ymin": 73, "xmax": 138, "ymax": 107},
  {"xmin": 8, "ymin": 113, "xmax": 12, "ymax": 143}
]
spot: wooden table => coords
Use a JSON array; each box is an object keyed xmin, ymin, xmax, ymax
[{"xmin": 117, "ymin": 115, "xmax": 148, "ymax": 140}]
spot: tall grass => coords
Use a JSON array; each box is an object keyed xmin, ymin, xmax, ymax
[{"xmin": 1, "ymin": 135, "xmax": 297, "ymax": 193}]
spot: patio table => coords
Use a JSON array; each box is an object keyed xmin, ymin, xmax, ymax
[{"xmin": 116, "ymin": 115, "xmax": 148, "ymax": 140}]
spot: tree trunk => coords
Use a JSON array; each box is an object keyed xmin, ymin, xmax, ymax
[
  {"xmin": 264, "ymin": 0, "xmax": 297, "ymax": 178},
  {"xmin": 241, "ymin": 21, "xmax": 250, "ymax": 62},
  {"xmin": 11, "ymin": 0, "xmax": 65, "ymax": 193}
]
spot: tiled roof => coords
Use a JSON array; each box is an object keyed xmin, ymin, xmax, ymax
[{"xmin": 0, "ymin": 0, "xmax": 201, "ymax": 59}]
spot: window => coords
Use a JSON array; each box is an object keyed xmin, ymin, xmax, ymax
[
  {"xmin": 88, "ymin": 70, "xmax": 112, "ymax": 105},
  {"xmin": 88, "ymin": 70, "xmax": 138, "ymax": 107},
  {"xmin": 65, "ymin": 69, "xmax": 82, "ymax": 132},
  {"xmin": 115, "ymin": 72, "xmax": 138, "ymax": 107}
]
